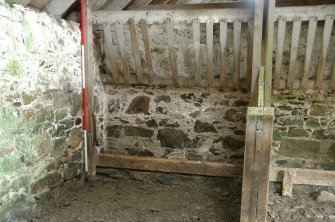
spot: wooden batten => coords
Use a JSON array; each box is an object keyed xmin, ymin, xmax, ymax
[
  {"xmin": 274, "ymin": 17, "xmax": 286, "ymax": 89},
  {"xmin": 166, "ymin": 19, "xmax": 178, "ymax": 86},
  {"xmin": 233, "ymin": 19, "xmax": 241, "ymax": 89},
  {"xmin": 206, "ymin": 21, "xmax": 214, "ymax": 87},
  {"xmin": 246, "ymin": 19, "xmax": 253, "ymax": 90},
  {"xmin": 103, "ymin": 23, "xmax": 119, "ymax": 84},
  {"xmin": 301, "ymin": 17, "xmax": 317, "ymax": 89},
  {"xmin": 115, "ymin": 21, "xmax": 131, "ymax": 84},
  {"xmin": 140, "ymin": 20, "xmax": 154, "ymax": 84},
  {"xmin": 192, "ymin": 19, "xmax": 201, "ymax": 87},
  {"xmin": 96, "ymin": 154, "xmax": 244, "ymax": 178},
  {"xmin": 287, "ymin": 17, "xmax": 301, "ymax": 89},
  {"xmin": 220, "ymin": 20, "xmax": 228, "ymax": 89}
]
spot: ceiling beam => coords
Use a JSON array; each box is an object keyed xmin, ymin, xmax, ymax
[
  {"xmin": 6, "ymin": 0, "xmax": 32, "ymax": 6},
  {"xmin": 42, "ymin": 0, "xmax": 77, "ymax": 18},
  {"xmin": 28, "ymin": 0, "xmax": 50, "ymax": 10},
  {"xmin": 127, "ymin": 2, "xmax": 254, "ymax": 10}
]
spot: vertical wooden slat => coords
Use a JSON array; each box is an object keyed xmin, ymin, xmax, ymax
[
  {"xmin": 264, "ymin": 0, "xmax": 275, "ymax": 107},
  {"xmin": 233, "ymin": 19, "xmax": 241, "ymax": 89},
  {"xmin": 103, "ymin": 23, "xmax": 119, "ymax": 83},
  {"xmin": 83, "ymin": 0, "xmax": 96, "ymax": 179},
  {"xmin": 128, "ymin": 18, "xmax": 143, "ymax": 84},
  {"xmin": 220, "ymin": 20, "xmax": 228, "ymax": 89},
  {"xmin": 250, "ymin": 0, "xmax": 265, "ymax": 105},
  {"xmin": 301, "ymin": 17, "xmax": 317, "ymax": 89},
  {"xmin": 287, "ymin": 17, "xmax": 301, "ymax": 89},
  {"xmin": 193, "ymin": 19, "xmax": 201, "ymax": 87},
  {"xmin": 274, "ymin": 17, "xmax": 286, "ymax": 89},
  {"xmin": 140, "ymin": 20, "xmax": 154, "ymax": 84},
  {"xmin": 115, "ymin": 21, "xmax": 130, "ymax": 84},
  {"xmin": 206, "ymin": 21, "xmax": 214, "ymax": 87},
  {"xmin": 315, "ymin": 16, "xmax": 334, "ymax": 89},
  {"xmin": 282, "ymin": 169, "xmax": 295, "ymax": 198},
  {"xmin": 166, "ymin": 19, "xmax": 178, "ymax": 86},
  {"xmin": 331, "ymin": 56, "xmax": 335, "ymax": 90},
  {"xmin": 247, "ymin": 19, "xmax": 254, "ymax": 90}
]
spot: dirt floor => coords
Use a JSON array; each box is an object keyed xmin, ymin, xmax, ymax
[{"xmin": 32, "ymin": 175, "xmax": 335, "ymax": 222}]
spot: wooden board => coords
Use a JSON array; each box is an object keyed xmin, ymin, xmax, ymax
[
  {"xmin": 166, "ymin": 19, "xmax": 178, "ymax": 86},
  {"xmin": 128, "ymin": 18, "xmax": 144, "ymax": 84},
  {"xmin": 96, "ymin": 154, "xmax": 243, "ymax": 178},
  {"xmin": 301, "ymin": 17, "xmax": 318, "ymax": 89},
  {"xmin": 233, "ymin": 19, "xmax": 241, "ymax": 89},
  {"xmin": 103, "ymin": 23, "xmax": 119, "ymax": 83},
  {"xmin": 220, "ymin": 20, "xmax": 228, "ymax": 89},
  {"xmin": 274, "ymin": 17, "xmax": 286, "ymax": 89},
  {"xmin": 140, "ymin": 20, "xmax": 154, "ymax": 83},
  {"xmin": 115, "ymin": 21, "xmax": 131, "ymax": 84},
  {"xmin": 246, "ymin": 19, "xmax": 253, "ymax": 89},
  {"xmin": 192, "ymin": 19, "xmax": 201, "ymax": 87},
  {"xmin": 206, "ymin": 21, "xmax": 214, "ymax": 87},
  {"xmin": 287, "ymin": 17, "xmax": 301, "ymax": 89},
  {"xmin": 331, "ymin": 56, "xmax": 335, "ymax": 90},
  {"xmin": 315, "ymin": 16, "xmax": 334, "ymax": 89}
]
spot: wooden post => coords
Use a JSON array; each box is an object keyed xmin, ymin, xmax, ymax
[
  {"xmin": 83, "ymin": 0, "xmax": 96, "ymax": 179},
  {"xmin": 240, "ymin": 107, "xmax": 274, "ymax": 222}
]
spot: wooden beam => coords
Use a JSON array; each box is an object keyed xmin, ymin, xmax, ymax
[
  {"xmin": 250, "ymin": 0, "xmax": 265, "ymax": 106},
  {"xmin": 301, "ymin": 17, "xmax": 317, "ymax": 89},
  {"xmin": 42, "ymin": 0, "xmax": 77, "ymax": 18},
  {"xmin": 6, "ymin": 0, "xmax": 32, "ymax": 6},
  {"xmin": 192, "ymin": 19, "xmax": 201, "ymax": 87},
  {"xmin": 166, "ymin": 19, "xmax": 178, "ymax": 86},
  {"xmin": 330, "ymin": 56, "xmax": 335, "ymax": 90},
  {"xmin": 220, "ymin": 19, "xmax": 228, "ymax": 89},
  {"xmin": 127, "ymin": 2, "xmax": 254, "ymax": 10},
  {"xmin": 241, "ymin": 107, "xmax": 274, "ymax": 222},
  {"xmin": 28, "ymin": 0, "xmax": 49, "ymax": 10},
  {"xmin": 93, "ymin": 8, "xmax": 253, "ymax": 24},
  {"xmin": 96, "ymin": 154, "xmax": 243, "ymax": 178},
  {"xmin": 273, "ymin": 17, "xmax": 286, "ymax": 89},
  {"xmin": 83, "ymin": 0, "xmax": 96, "ymax": 179},
  {"xmin": 128, "ymin": 18, "xmax": 144, "ymax": 84},
  {"xmin": 206, "ymin": 21, "xmax": 214, "ymax": 87},
  {"xmin": 315, "ymin": 16, "xmax": 334, "ymax": 89},
  {"xmin": 149, "ymin": 0, "xmax": 169, "ymax": 4},
  {"xmin": 140, "ymin": 20, "xmax": 154, "ymax": 84},
  {"xmin": 287, "ymin": 17, "xmax": 301, "ymax": 89},
  {"xmin": 246, "ymin": 19, "xmax": 253, "ymax": 90},
  {"xmin": 103, "ymin": 24, "xmax": 119, "ymax": 84},
  {"xmin": 115, "ymin": 21, "xmax": 131, "ymax": 84},
  {"xmin": 103, "ymin": 0, "xmax": 135, "ymax": 10},
  {"xmin": 233, "ymin": 19, "xmax": 241, "ymax": 89},
  {"xmin": 263, "ymin": 0, "xmax": 275, "ymax": 107},
  {"xmin": 274, "ymin": 5, "xmax": 335, "ymax": 21}
]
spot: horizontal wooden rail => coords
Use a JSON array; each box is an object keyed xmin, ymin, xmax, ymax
[{"xmin": 96, "ymin": 154, "xmax": 243, "ymax": 178}]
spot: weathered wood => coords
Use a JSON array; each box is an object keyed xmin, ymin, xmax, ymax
[
  {"xmin": 27, "ymin": 0, "xmax": 49, "ymax": 10},
  {"xmin": 274, "ymin": 5, "xmax": 335, "ymax": 21},
  {"xmin": 287, "ymin": 17, "xmax": 301, "ymax": 89},
  {"xmin": 274, "ymin": 17, "xmax": 286, "ymax": 89},
  {"xmin": 140, "ymin": 20, "xmax": 154, "ymax": 84},
  {"xmin": 331, "ymin": 56, "xmax": 335, "ymax": 90},
  {"xmin": 103, "ymin": 23, "xmax": 119, "ymax": 83},
  {"xmin": 42, "ymin": 0, "xmax": 77, "ymax": 18},
  {"xmin": 103, "ymin": 0, "xmax": 135, "ymax": 10},
  {"xmin": 127, "ymin": 2, "xmax": 254, "ymax": 10},
  {"xmin": 93, "ymin": 8, "xmax": 254, "ymax": 24},
  {"xmin": 206, "ymin": 21, "xmax": 214, "ymax": 87},
  {"xmin": 263, "ymin": 0, "xmax": 275, "ymax": 107},
  {"xmin": 83, "ymin": 0, "xmax": 96, "ymax": 179},
  {"xmin": 246, "ymin": 19, "xmax": 253, "ymax": 90},
  {"xmin": 250, "ymin": 0, "xmax": 264, "ymax": 106},
  {"xmin": 220, "ymin": 20, "xmax": 228, "ymax": 89},
  {"xmin": 115, "ymin": 21, "xmax": 131, "ymax": 84},
  {"xmin": 128, "ymin": 18, "xmax": 143, "ymax": 84},
  {"xmin": 150, "ymin": 0, "xmax": 169, "ymax": 4},
  {"xmin": 6, "ymin": 0, "xmax": 32, "ymax": 6},
  {"xmin": 166, "ymin": 19, "xmax": 178, "ymax": 86},
  {"xmin": 258, "ymin": 67, "xmax": 265, "ymax": 107},
  {"xmin": 233, "ymin": 19, "xmax": 241, "ymax": 89},
  {"xmin": 192, "ymin": 19, "xmax": 201, "ymax": 87},
  {"xmin": 315, "ymin": 16, "xmax": 334, "ymax": 89},
  {"xmin": 282, "ymin": 169, "xmax": 295, "ymax": 197},
  {"xmin": 301, "ymin": 17, "xmax": 317, "ymax": 89},
  {"xmin": 241, "ymin": 107, "xmax": 274, "ymax": 222},
  {"xmin": 96, "ymin": 154, "xmax": 243, "ymax": 178}
]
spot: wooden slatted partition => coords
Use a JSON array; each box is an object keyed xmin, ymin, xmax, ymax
[{"xmin": 93, "ymin": 8, "xmax": 254, "ymax": 88}]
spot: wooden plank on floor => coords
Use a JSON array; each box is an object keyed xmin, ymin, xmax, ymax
[
  {"xmin": 301, "ymin": 17, "xmax": 317, "ymax": 89},
  {"xmin": 220, "ymin": 19, "xmax": 228, "ymax": 89},
  {"xmin": 140, "ymin": 20, "xmax": 154, "ymax": 84},
  {"xmin": 233, "ymin": 19, "xmax": 241, "ymax": 89},
  {"xmin": 274, "ymin": 17, "xmax": 286, "ymax": 89},
  {"xmin": 193, "ymin": 19, "xmax": 201, "ymax": 87},
  {"xmin": 96, "ymin": 154, "xmax": 244, "ymax": 178},
  {"xmin": 315, "ymin": 15, "xmax": 334, "ymax": 89},
  {"xmin": 166, "ymin": 19, "xmax": 178, "ymax": 86},
  {"xmin": 287, "ymin": 17, "xmax": 301, "ymax": 89},
  {"xmin": 246, "ymin": 19, "xmax": 253, "ymax": 90},
  {"xmin": 128, "ymin": 18, "xmax": 144, "ymax": 84},
  {"xmin": 103, "ymin": 23, "xmax": 119, "ymax": 83},
  {"xmin": 206, "ymin": 21, "xmax": 214, "ymax": 87},
  {"xmin": 115, "ymin": 21, "xmax": 131, "ymax": 84}
]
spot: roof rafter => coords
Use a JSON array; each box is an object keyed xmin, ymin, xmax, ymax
[{"xmin": 42, "ymin": 0, "xmax": 78, "ymax": 18}]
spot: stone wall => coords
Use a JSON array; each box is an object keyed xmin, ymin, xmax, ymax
[
  {"xmin": 96, "ymin": 86, "xmax": 249, "ymax": 164},
  {"xmin": 272, "ymin": 90, "xmax": 335, "ymax": 171},
  {"xmin": 0, "ymin": 2, "xmax": 83, "ymax": 220}
]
